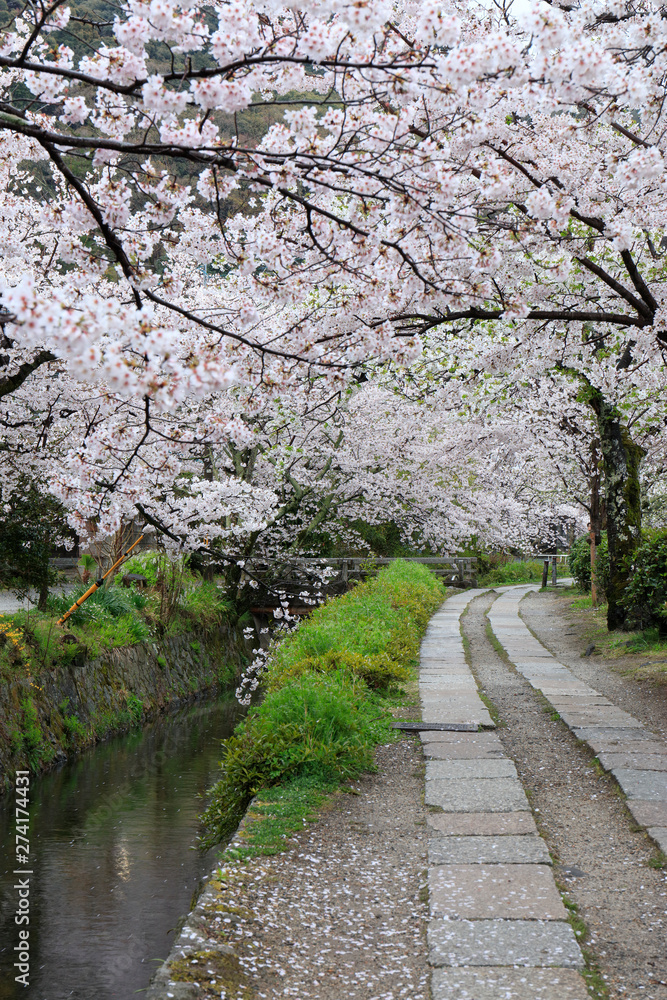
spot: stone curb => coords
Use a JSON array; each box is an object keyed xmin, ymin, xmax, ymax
[
  {"xmin": 144, "ymin": 799, "xmax": 259, "ymax": 999},
  {"xmin": 487, "ymin": 587, "xmax": 667, "ymax": 857}
]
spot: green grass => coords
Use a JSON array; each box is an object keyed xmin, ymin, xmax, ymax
[
  {"xmin": 608, "ymin": 626, "xmax": 667, "ymax": 655},
  {"xmin": 202, "ymin": 560, "xmax": 445, "ymax": 849},
  {"xmin": 571, "ymin": 595, "xmax": 595, "ymax": 609},
  {"xmin": 478, "ymin": 559, "xmax": 569, "ymax": 586},
  {"xmin": 484, "ymin": 616, "xmax": 512, "ymax": 663},
  {"xmin": 225, "ymin": 775, "xmax": 339, "ymax": 859},
  {"xmin": 0, "ymin": 573, "xmax": 233, "ymax": 680},
  {"xmin": 566, "ymin": 595, "xmax": 667, "ymax": 684},
  {"xmin": 558, "ymin": 891, "xmax": 609, "ymax": 1000}
]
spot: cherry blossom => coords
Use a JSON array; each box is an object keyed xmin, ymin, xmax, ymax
[{"xmin": 0, "ymin": 0, "xmax": 664, "ymax": 592}]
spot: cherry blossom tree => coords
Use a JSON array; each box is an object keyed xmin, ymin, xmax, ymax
[{"xmin": 1, "ymin": 0, "xmax": 667, "ymax": 622}]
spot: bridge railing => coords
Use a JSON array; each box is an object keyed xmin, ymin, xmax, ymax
[{"xmin": 244, "ymin": 556, "xmax": 478, "ymax": 600}]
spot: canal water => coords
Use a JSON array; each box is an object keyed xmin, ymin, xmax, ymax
[{"xmin": 0, "ymin": 694, "xmax": 242, "ymax": 999}]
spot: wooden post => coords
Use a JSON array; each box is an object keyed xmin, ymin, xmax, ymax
[
  {"xmin": 542, "ymin": 559, "xmax": 549, "ymax": 589},
  {"xmin": 552, "ymin": 554, "xmax": 557, "ymax": 588}
]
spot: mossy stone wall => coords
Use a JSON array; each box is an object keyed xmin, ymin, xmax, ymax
[{"xmin": 0, "ymin": 625, "xmax": 247, "ymax": 791}]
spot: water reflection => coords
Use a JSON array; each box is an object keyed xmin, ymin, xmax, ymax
[{"xmin": 0, "ymin": 695, "xmax": 240, "ymax": 999}]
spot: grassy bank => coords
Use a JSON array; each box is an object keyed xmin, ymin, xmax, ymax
[
  {"xmin": 202, "ymin": 560, "xmax": 445, "ymax": 854},
  {"xmin": 0, "ymin": 554, "xmax": 234, "ymax": 682},
  {"xmin": 479, "ymin": 559, "xmax": 569, "ymax": 587},
  {"xmin": 567, "ymin": 594, "xmax": 667, "ymax": 685}
]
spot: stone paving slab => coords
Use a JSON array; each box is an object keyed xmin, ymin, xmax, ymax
[
  {"xmin": 420, "ymin": 674, "xmax": 472, "ymax": 682},
  {"xmin": 524, "ymin": 676, "xmax": 577, "ymax": 688},
  {"xmin": 611, "ymin": 768, "xmax": 667, "ymax": 801},
  {"xmin": 431, "ymin": 967, "xmax": 589, "ymax": 1000},
  {"xmin": 512, "ymin": 657, "xmax": 560, "ymax": 665},
  {"xmin": 420, "ymin": 664, "xmax": 484, "ymax": 674},
  {"xmin": 422, "ymin": 708, "xmax": 496, "ymax": 728},
  {"xmin": 523, "ymin": 672, "xmax": 574, "ymax": 683},
  {"xmin": 597, "ymin": 752, "xmax": 667, "ymax": 771},
  {"xmin": 559, "ymin": 709, "xmax": 643, "ymax": 728},
  {"xmin": 426, "ymin": 777, "xmax": 530, "ymax": 812},
  {"xmin": 422, "ymin": 698, "xmax": 491, "ymax": 712},
  {"xmin": 428, "ymin": 919, "xmax": 584, "ymax": 968},
  {"xmin": 549, "ymin": 695, "xmax": 615, "ymax": 707},
  {"xmin": 595, "ymin": 738, "xmax": 667, "ymax": 753},
  {"xmin": 420, "ymin": 641, "xmax": 465, "ymax": 647},
  {"xmin": 628, "ymin": 800, "xmax": 667, "ymax": 826},
  {"xmin": 575, "ymin": 727, "xmax": 655, "ymax": 747},
  {"xmin": 428, "ymin": 834, "xmax": 551, "ymax": 865},
  {"xmin": 422, "ymin": 698, "xmax": 488, "ymax": 723},
  {"xmin": 648, "ymin": 827, "xmax": 667, "ymax": 853},
  {"xmin": 420, "ymin": 677, "xmax": 473, "ymax": 686},
  {"xmin": 427, "ymin": 812, "xmax": 538, "ymax": 837},
  {"xmin": 538, "ymin": 685, "xmax": 597, "ymax": 696},
  {"xmin": 420, "ymin": 731, "xmax": 504, "ymax": 746},
  {"xmin": 423, "ymin": 695, "xmax": 491, "ymax": 709},
  {"xmin": 423, "ymin": 741, "xmax": 507, "ymax": 760},
  {"xmin": 429, "ymin": 864, "xmax": 566, "ymax": 920},
  {"xmin": 420, "ymin": 658, "xmax": 469, "ymax": 667},
  {"xmin": 420, "ymin": 681, "xmax": 473, "ymax": 689},
  {"xmin": 420, "ymin": 649, "xmax": 467, "ymax": 655},
  {"xmin": 427, "ymin": 759, "xmax": 518, "ymax": 780}
]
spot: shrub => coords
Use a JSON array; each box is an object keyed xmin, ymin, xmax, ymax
[
  {"xmin": 180, "ymin": 582, "xmax": 232, "ymax": 631},
  {"xmin": 478, "ymin": 559, "xmax": 568, "ymax": 586},
  {"xmin": 113, "ymin": 551, "xmax": 164, "ymax": 588},
  {"xmin": 126, "ymin": 692, "xmax": 144, "ymax": 726},
  {"xmin": 46, "ymin": 583, "xmax": 136, "ymax": 624},
  {"xmin": 624, "ymin": 530, "xmax": 667, "ymax": 632},
  {"xmin": 269, "ymin": 648, "xmax": 412, "ymax": 692},
  {"xmin": 21, "ymin": 696, "xmax": 44, "ymax": 768},
  {"xmin": 97, "ymin": 615, "xmax": 150, "ymax": 647},
  {"xmin": 202, "ymin": 670, "xmax": 390, "ymax": 842},
  {"xmin": 61, "ymin": 708, "xmax": 87, "ymax": 747}
]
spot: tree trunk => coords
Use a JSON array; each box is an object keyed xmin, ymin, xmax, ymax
[
  {"xmin": 589, "ymin": 440, "xmax": 602, "ymax": 607},
  {"xmin": 588, "ymin": 391, "xmax": 645, "ymax": 630},
  {"xmin": 589, "ymin": 526, "xmax": 598, "ymax": 606}
]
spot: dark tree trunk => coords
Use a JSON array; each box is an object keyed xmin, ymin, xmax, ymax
[
  {"xmin": 589, "ymin": 439, "xmax": 602, "ymax": 607},
  {"xmin": 588, "ymin": 391, "xmax": 645, "ymax": 630}
]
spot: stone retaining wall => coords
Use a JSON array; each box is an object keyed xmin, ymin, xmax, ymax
[{"xmin": 0, "ymin": 624, "xmax": 247, "ymax": 791}]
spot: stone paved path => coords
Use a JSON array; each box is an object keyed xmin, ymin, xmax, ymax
[
  {"xmin": 420, "ymin": 590, "xmax": 588, "ymax": 1000},
  {"xmin": 487, "ymin": 586, "xmax": 667, "ymax": 856}
]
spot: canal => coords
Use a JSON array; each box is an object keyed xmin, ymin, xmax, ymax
[{"xmin": 0, "ymin": 694, "xmax": 241, "ymax": 999}]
